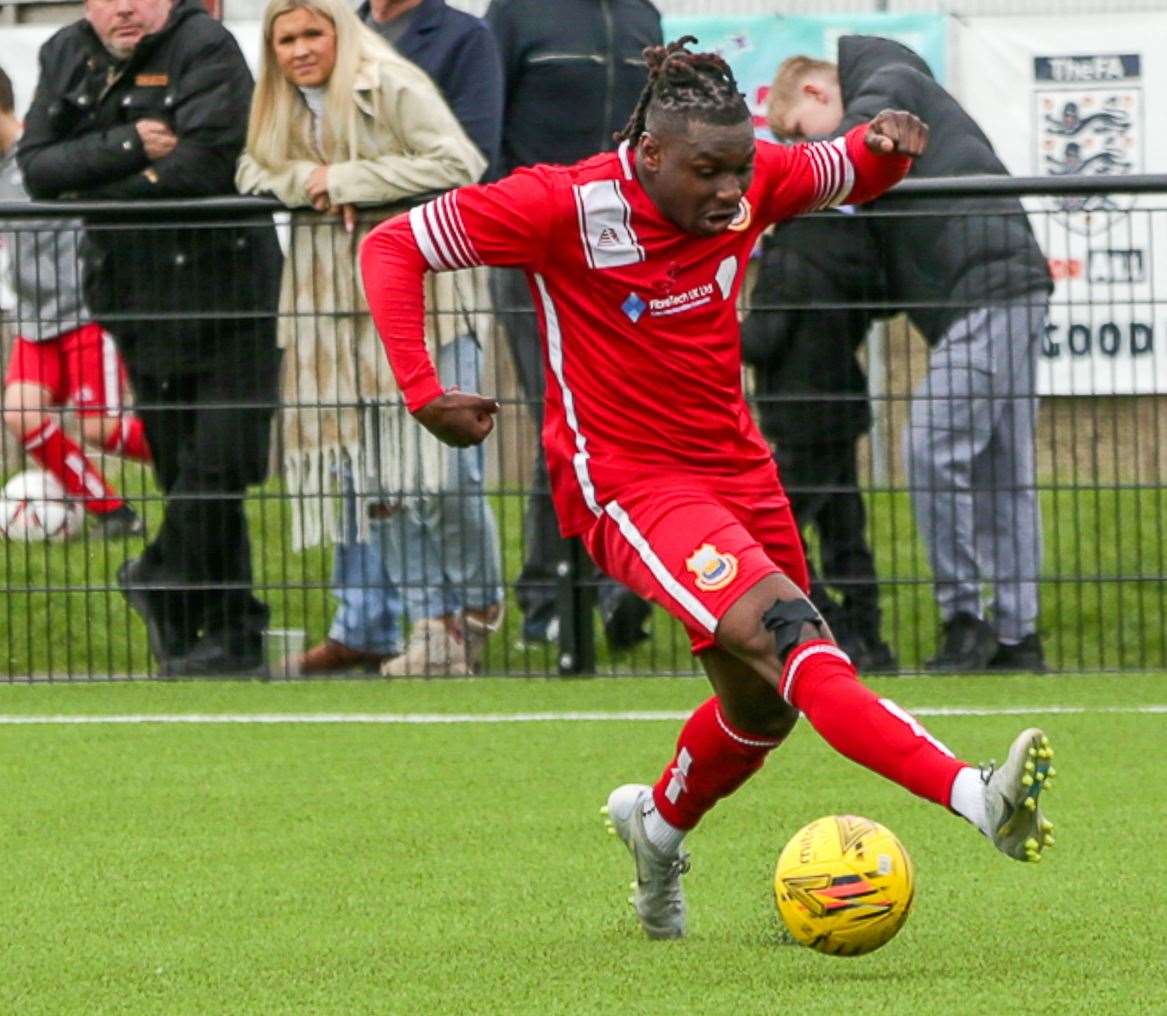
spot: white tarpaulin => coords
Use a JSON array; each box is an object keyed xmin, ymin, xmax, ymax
[{"xmin": 954, "ymin": 15, "xmax": 1167, "ymax": 395}]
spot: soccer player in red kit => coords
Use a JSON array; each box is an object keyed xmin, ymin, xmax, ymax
[{"xmin": 360, "ymin": 38, "xmax": 1056, "ymax": 939}]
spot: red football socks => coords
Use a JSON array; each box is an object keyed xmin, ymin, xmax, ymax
[
  {"xmin": 22, "ymin": 419, "xmax": 123, "ymax": 515},
  {"xmin": 651, "ymin": 696, "xmax": 787, "ymax": 831},
  {"xmin": 780, "ymin": 640, "xmax": 965, "ymax": 806},
  {"xmin": 102, "ymin": 415, "xmax": 152, "ymax": 463}
]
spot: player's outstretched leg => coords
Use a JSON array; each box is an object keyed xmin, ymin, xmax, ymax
[
  {"xmin": 718, "ymin": 576, "xmax": 1057, "ymax": 863},
  {"xmin": 602, "ymin": 784, "xmax": 690, "ymax": 940}
]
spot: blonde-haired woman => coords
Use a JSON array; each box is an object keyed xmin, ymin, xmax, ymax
[{"xmin": 237, "ymin": 0, "xmax": 498, "ymax": 675}]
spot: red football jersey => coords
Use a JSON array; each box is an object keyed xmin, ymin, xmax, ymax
[{"xmin": 361, "ymin": 125, "xmax": 909, "ymax": 536}]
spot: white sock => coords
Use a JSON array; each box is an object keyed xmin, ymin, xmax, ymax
[
  {"xmin": 949, "ymin": 766, "xmax": 990, "ymax": 836},
  {"xmin": 642, "ymin": 798, "xmax": 686, "ymax": 856}
]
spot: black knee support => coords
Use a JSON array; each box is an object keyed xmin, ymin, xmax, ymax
[{"xmin": 762, "ymin": 598, "xmax": 827, "ymax": 663}]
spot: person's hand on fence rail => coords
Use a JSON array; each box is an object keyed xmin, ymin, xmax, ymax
[
  {"xmin": 865, "ymin": 110, "xmax": 928, "ymax": 158},
  {"xmin": 306, "ymin": 164, "xmax": 330, "ymax": 210},
  {"xmin": 135, "ymin": 119, "xmax": 178, "ymax": 160},
  {"xmin": 413, "ymin": 388, "xmax": 499, "ymax": 447}
]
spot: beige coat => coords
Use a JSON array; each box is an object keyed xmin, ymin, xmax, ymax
[{"xmin": 236, "ymin": 51, "xmax": 486, "ymax": 549}]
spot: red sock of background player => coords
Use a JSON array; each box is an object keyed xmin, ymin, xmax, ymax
[
  {"xmin": 22, "ymin": 419, "xmax": 124, "ymax": 515},
  {"xmin": 101, "ymin": 414, "xmax": 152, "ymax": 463},
  {"xmin": 642, "ymin": 696, "xmax": 787, "ymax": 855},
  {"xmin": 780, "ymin": 640, "xmax": 979, "ymax": 819}
]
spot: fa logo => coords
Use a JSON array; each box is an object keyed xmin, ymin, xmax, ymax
[{"xmin": 685, "ymin": 543, "xmax": 738, "ymax": 592}]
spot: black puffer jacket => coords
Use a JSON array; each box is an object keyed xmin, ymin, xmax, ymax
[
  {"xmin": 485, "ymin": 0, "xmax": 662, "ymax": 172},
  {"xmin": 837, "ymin": 35, "xmax": 1051, "ymax": 344},
  {"xmin": 17, "ymin": 0, "xmax": 280, "ymax": 371},
  {"xmin": 742, "ymin": 212, "xmax": 887, "ymax": 446}
]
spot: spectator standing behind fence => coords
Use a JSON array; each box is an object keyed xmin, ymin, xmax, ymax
[
  {"xmin": 484, "ymin": 0, "xmax": 660, "ymax": 650},
  {"xmin": 235, "ymin": 0, "xmax": 487, "ymax": 675},
  {"xmin": 741, "ymin": 210, "xmax": 897, "ymax": 674},
  {"xmin": 18, "ymin": 0, "xmax": 284, "ymax": 677},
  {"xmin": 768, "ymin": 37, "xmax": 1054, "ymax": 674},
  {"xmin": 0, "ymin": 64, "xmax": 149, "ymax": 539},
  {"xmin": 355, "ymin": 0, "xmax": 505, "ymax": 677}
]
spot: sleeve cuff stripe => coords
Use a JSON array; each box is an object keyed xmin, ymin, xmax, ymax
[{"xmin": 409, "ymin": 204, "xmax": 450, "ymax": 271}]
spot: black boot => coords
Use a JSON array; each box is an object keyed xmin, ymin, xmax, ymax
[
  {"xmin": 987, "ymin": 633, "xmax": 1047, "ymax": 673},
  {"xmin": 925, "ymin": 612, "xmax": 998, "ymax": 673},
  {"xmin": 164, "ymin": 628, "xmax": 263, "ymax": 678},
  {"xmin": 600, "ymin": 587, "xmax": 652, "ymax": 652},
  {"xmin": 117, "ymin": 557, "xmax": 197, "ymax": 667}
]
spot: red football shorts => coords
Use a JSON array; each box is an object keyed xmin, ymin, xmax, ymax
[
  {"xmin": 584, "ymin": 467, "xmax": 810, "ymax": 653},
  {"xmin": 4, "ymin": 323, "xmax": 126, "ymax": 417}
]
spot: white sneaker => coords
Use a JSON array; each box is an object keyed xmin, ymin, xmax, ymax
[
  {"xmin": 982, "ymin": 727, "xmax": 1056, "ymax": 862},
  {"xmin": 381, "ymin": 618, "xmax": 470, "ymax": 678},
  {"xmin": 602, "ymin": 784, "xmax": 689, "ymax": 939},
  {"xmin": 461, "ymin": 602, "xmax": 504, "ymax": 675}
]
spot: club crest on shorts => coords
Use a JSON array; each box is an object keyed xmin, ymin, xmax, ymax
[{"xmin": 685, "ymin": 543, "xmax": 739, "ymax": 592}]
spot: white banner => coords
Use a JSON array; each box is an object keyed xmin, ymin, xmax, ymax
[{"xmin": 954, "ymin": 15, "xmax": 1167, "ymax": 395}]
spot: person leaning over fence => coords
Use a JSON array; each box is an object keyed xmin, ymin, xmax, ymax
[
  {"xmin": 359, "ymin": 36, "xmax": 1056, "ymax": 941},
  {"xmin": 17, "ymin": 0, "xmax": 284, "ymax": 677},
  {"xmin": 353, "ymin": 0, "xmax": 506, "ymax": 678},
  {"xmin": 0, "ymin": 63, "xmax": 149, "ymax": 539},
  {"xmin": 483, "ymin": 0, "xmax": 659, "ymax": 651},
  {"xmin": 768, "ymin": 37, "xmax": 1054, "ymax": 674},
  {"xmin": 741, "ymin": 209, "xmax": 897, "ymax": 674},
  {"xmin": 235, "ymin": 0, "xmax": 487, "ymax": 676}
]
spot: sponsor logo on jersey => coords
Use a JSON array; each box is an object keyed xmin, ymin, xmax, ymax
[
  {"xmin": 622, "ymin": 292, "xmax": 647, "ymax": 323},
  {"xmin": 727, "ymin": 196, "xmax": 752, "ymax": 232},
  {"xmin": 649, "ymin": 282, "xmax": 715, "ymax": 317},
  {"xmin": 685, "ymin": 543, "xmax": 739, "ymax": 592}
]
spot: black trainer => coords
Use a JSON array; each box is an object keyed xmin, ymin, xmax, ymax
[
  {"xmin": 93, "ymin": 505, "xmax": 145, "ymax": 539},
  {"xmin": 987, "ymin": 634, "xmax": 1048, "ymax": 673},
  {"xmin": 602, "ymin": 588, "xmax": 653, "ymax": 652},
  {"xmin": 164, "ymin": 631, "xmax": 263, "ymax": 678},
  {"xmin": 117, "ymin": 557, "xmax": 192, "ymax": 666},
  {"xmin": 925, "ymin": 612, "xmax": 998, "ymax": 673},
  {"xmin": 848, "ymin": 635, "xmax": 900, "ymax": 675}
]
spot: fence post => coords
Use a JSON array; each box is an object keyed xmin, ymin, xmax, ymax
[{"xmin": 556, "ymin": 537, "xmax": 596, "ymax": 675}]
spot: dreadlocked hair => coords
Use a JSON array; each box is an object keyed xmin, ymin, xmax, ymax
[{"xmin": 615, "ymin": 35, "xmax": 750, "ymax": 145}]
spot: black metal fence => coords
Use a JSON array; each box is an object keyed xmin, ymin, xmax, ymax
[{"xmin": 1, "ymin": 176, "xmax": 1164, "ymax": 680}]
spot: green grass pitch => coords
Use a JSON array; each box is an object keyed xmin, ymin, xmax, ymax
[{"xmin": 0, "ymin": 673, "xmax": 1162, "ymax": 1014}]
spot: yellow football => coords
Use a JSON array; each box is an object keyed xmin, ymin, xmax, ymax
[{"xmin": 774, "ymin": 815, "xmax": 915, "ymax": 957}]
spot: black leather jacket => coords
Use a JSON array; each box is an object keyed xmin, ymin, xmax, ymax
[{"xmin": 18, "ymin": 0, "xmax": 280, "ymax": 369}]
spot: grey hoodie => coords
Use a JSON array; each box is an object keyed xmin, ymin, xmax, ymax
[{"xmin": 0, "ymin": 140, "xmax": 87, "ymax": 342}]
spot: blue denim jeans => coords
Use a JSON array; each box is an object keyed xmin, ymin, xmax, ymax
[
  {"xmin": 327, "ymin": 336, "xmax": 502, "ymax": 650},
  {"xmin": 381, "ymin": 335, "xmax": 503, "ymax": 620}
]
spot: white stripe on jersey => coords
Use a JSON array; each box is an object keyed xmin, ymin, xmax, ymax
[
  {"xmin": 101, "ymin": 330, "xmax": 120, "ymax": 417},
  {"xmin": 409, "ymin": 192, "xmax": 482, "ymax": 272},
  {"xmin": 616, "ymin": 140, "xmax": 634, "ymax": 181},
  {"xmin": 603, "ymin": 500, "xmax": 719, "ymax": 634},
  {"xmin": 806, "ymin": 137, "xmax": 855, "ymax": 210},
  {"xmin": 534, "ymin": 273, "xmax": 601, "ymax": 516}
]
